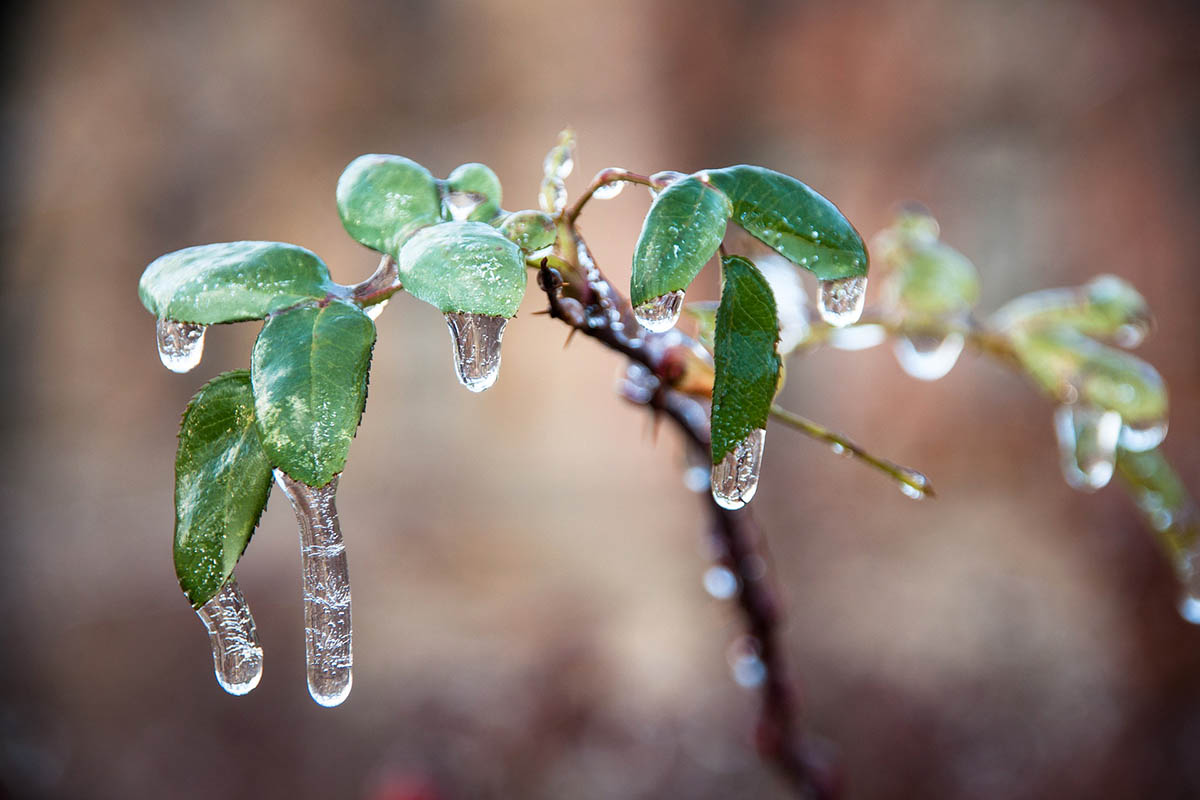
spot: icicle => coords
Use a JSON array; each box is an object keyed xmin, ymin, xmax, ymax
[
  {"xmin": 893, "ymin": 332, "xmax": 965, "ymax": 381},
  {"xmin": 274, "ymin": 470, "xmax": 353, "ymax": 707},
  {"xmin": 156, "ymin": 319, "xmax": 206, "ymax": 373},
  {"xmin": 633, "ymin": 290, "xmax": 685, "ymax": 333},
  {"xmin": 711, "ymin": 428, "xmax": 766, "ymax": 510},
  {"xmin": 195, "ymin": 577, "xmax": 264, "ymax": 696},
  {"xmin": 444, "ymin": 312, "xmax": 507, "ymax": 393},
  {"xmin": 1053, "ymin": 405, "xmax": 1121, "ymax": 492},
  {"xmin": 817, "ymin": 276, "xmax": 867, "ymax": 327}
]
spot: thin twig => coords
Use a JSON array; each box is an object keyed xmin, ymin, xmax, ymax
[{"xmin": 564, "ymin": 168, "xmax": 655, "ymax": 223}]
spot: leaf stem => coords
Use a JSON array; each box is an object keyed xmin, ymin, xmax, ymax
[
  {"xmin": 564, "ymin": 168, "xmax": 655, "ymax": 223},
  {"xmin": 349, "ymin": 254, "xmax": 403, "ymax": 310}
]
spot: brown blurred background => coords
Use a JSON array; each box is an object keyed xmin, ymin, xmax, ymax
[{"xmin": 2, "ymin": 1, "xmax": 1199, "ymax": 798}]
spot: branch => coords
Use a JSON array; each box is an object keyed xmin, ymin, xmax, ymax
[{"xmin": 564, "ymin": 168, "xmax": 656, "ymax": 223}]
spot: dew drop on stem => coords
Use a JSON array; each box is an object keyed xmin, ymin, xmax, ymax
[
  {"xmin": 893, "ymin": 332, "xmax": 965, "ymax": 381},
  {"xmin": 817, "ymin": 276, "xmax": 867, "ymax": 327},
  {"xmin": 275, "ymin": 469, "xmax": 353, "ymax": 707},
  {"xmin": 445, "ymin": 312, "xmax": 507, "ymax": 393},
  {"xmin": 1053, "ymin": 404, "xmax": 1121, "ymax": 492},
  {"xmin": 196, "ymin": 576, "xmax": 264, "ymax": 696},
  {"xmin": 157, "ymin": 319, "xmax": 206, "ymax": 373},
  {"xmin": 633, "ymin": 290, "xmax": 685, "ymax": 333},
  {"xmin": 711, "ymin": 428, "xmax": 766, "ymax": 510}
]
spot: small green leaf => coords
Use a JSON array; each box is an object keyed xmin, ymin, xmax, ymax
[
  {"xmin": 397, "ymin": 221, "xmax": 527, "ymax": 317},
  {"xmin": 337, "ymin": 154, "xmax": 441, "ymax": 255},
  {"xmin": 711, "ymin": 255, "xmax": 782, "ymax": 463},
  {"xmin": 447, "ymin": 162, "xmax": 503, "ymax": 222},
  {"xmin": 993, "ymin": 275, "xmax": 1152, "ymax": 346},
  {"xmin": 251, "ymin": 300, "xmax": 376, "ymax": 487},
  {"xmin": 883, "ymin": 240, "xmax": 980, "ymax": 320},
  {"xmin": 705, "ymin": 165, "xmax": 867, "ymax": 281},
  {"xmin": 139, "ymin": 242, "xmax": 337, "ymax": 324},
  {"xmin": 499, "ymin": 209, "xmax": 557, "ymax": 254},
  {"xmin": 175, "ymin": 371, "xmax": 274, "ymax": 608},
  {"xmin": 631, "ymin": 176, "xmax": 732, "ymax": 307}
]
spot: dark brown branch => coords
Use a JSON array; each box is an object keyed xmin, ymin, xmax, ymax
[{"xmin": 537, "ymin": 260, "xmax": 839, "ymax": 799}]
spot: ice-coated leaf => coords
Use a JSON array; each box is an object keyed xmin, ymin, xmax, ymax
[
  {"xmin": 499, "ymin": 209, "xmax": 557, "ymax": 254},
  {"xmin": 711, "ymin": 255, "xmax": 782, "ymax": 463},
  {"xmin": 446, "ymin": 162, "xmax": 503, "ymax": 222},
  {"xmin": 337, "ymin": 154, "xmax": 441, "ymax": 255},
  {"xmin": 396, "ymin": 221, "xmax": 527, "ymax": 317},
  {"xmin": 174, "ymin": 371, "xmax": 274, "ymax": 608},
  {"xmin": 881, "ymin": 240, "xmax": 980, "ymax": 319},
  {"xmin": 251, "ymin": 300, "xmax": 376, "ymax": 487},
  {"xmin": 704, "ymin": 165, "xmax": 867, "ymax": 282},
  {"xmin": 631, "ymin": 175, "xmax": 733, "ymax": 307},
  {"xmin": 992, "ymin": 275, "xmax": 1152, "ymax": 347},
  {"xmin": 139, "ymin": 242, "xmax": 337, "ymax": 325}
]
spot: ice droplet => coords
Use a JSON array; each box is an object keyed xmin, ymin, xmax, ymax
[
  {"xmin": 727, "ymin": 636, "xmax": 766, "ymax": 688},
  {"xmin": 543, "ymin": 147, "xmax": 574, "ymax": 180},
  {"xmin": 274, "ymin": 470, "xmax": 353, "ymax": 707},
  {"xmin": 682, "ymin": 465, "xmax": 710, "ymax": 493},
  {"xmin": 444, "ymin": 312, "xmax": 507, "ymax": 393},
  {"xmin": 592, "ymin": 179, "xmax": 626, "ymax": 200},
  {"xmin": 648, "ymin": 170, "xmax": 687, "ymax": 196},
  {"xmin": 444, "ymin": 191, "xmax": 481, "ymax": 221},
  {"xmin": 703, "ymin": 566, "xmax": 739, "ymax": 599},
  {"xmin": 196, "ymin": 577, "xmax": 264, "ymax": 696},
  {"xmin": 1053, "ymin": 405, "xmax": 1121, "ymax": 492},
  {"xmin": 829, "ymin": 323, "xmax": 887, "ymax": 351},
  {"xmin": 1179, "ymin": 595, "xmax": 1200, "ymax": 625},
  {"xmin": 893, "ymin": 332, "xmax": 965, "ymax": 381},
  {"xmin": 898, "ymin": 469, "xmax": 929, "ymax": 500},
  {"xmin": 633, "ymin": 290, "xmax": 685, "ymax": 333},
  {"xmin": 1118, "ymin": 420, "xmax": 1168, "ymax": 452},
  {"xmin": 157, "ymin": 319, "xmax": 207, "ymax": 373},
  {"xmin": 364, "ymin": 299, "xmax": 389, "ymax": 321},
  {"xmin": 540, "ymin": 178, "xmax": 568, "ymax": 214},
  {"xmin": 817, "ymin": 276, "xmax": 867, "ymax": 327},
  {"xmin": 711, "ymin": 428, "xmax": 766, "ymax": 510}
]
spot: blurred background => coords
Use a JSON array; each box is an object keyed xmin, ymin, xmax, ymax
[{"xmin": 2, "ymin": 0, "xmax": 1199, "ymax": 797}]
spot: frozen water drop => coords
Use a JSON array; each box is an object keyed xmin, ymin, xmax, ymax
[
  {"xmin": 1054, "ymin": 405, "xmax": 1121, "ymax": 492},
  {"xmin": 711, "ymin": 428, "xmax": 766, "ymax": 510},
  {"xmin": 275, "ymin": 470, "xmax": 353, "ymax": 707},
  {"xmin": 817, "ymin": 276, "xmax": 867, "ymax": 327},
  {"xmin": 1118, "ymin": 419, "xmax": 1168, "ymax": 452},
  {"xmin": 633, "ymin": 290, "xmax": 685, "ymax": 333},
  {"xmin": 828, "ymin": 323, "xmax": 887, "ymax": 351},
  {"xmin": 703, "ymin": 566, "xmax": 739, "ymax": 599},
  {"xmin": 540, "ymin": 178, "xmax": 568, "ymax": 214},
  {"xmin": 444, "ymin": 312, "xmax": 507, "ymax": 393},
  {"xmin": 364, "ymin": 299, "xmax": 389, "ymax": 321},
  {"xmin": 196, "ymin": 577, "xmax": 263, "ymax": 696},
  {"xmin": 893, "ymin": 333, "xmax": 964, "ymax": 381},
  {"xmin": 544, "ymin": 147, "xmax": 574, "ymax": 180},
  {"xmin": 682, "ymin": 465, "xmax": 710, "ymax": 493},
  {"xmin": 1180, "ymin": 595, "xmax": 1200, "ymax": 625},
  {"xmin": 592, "ymin": 179, "xmax": 626, "ymax": 200},
  {"xmin": 444, "ymin": 191, "xmax": 481, "ymax": 221},
  {"xmin": 157, "ymin": 319, "xmax": 207, "ymax": 373},
  {"xmin": 726, "ymin": 637, "xmax": 766, "ymax": 689},
  {"xmin": 648, "ymin": 170, "xmax": 687, "ymax": 196},
  {"xmin": 898, "ymin": 470, "xmax": 929, "ymax": 500}
]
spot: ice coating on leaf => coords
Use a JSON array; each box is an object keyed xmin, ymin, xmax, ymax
[
  {"xmin": 540, "ymin": 177, "xmax": 567, "ymax": 214},
  {"xmin": 634, "ymin": 290, "xmax": 685, "ymax": 333},
  {"xmin": 1119, "ymin": 420, "xmax": 1168, "ymax": 452},
  {"xmin": 397, "ymin": 221, "xmax": 526, "ymax": 317},
  {"xmin": 893, "ymin": 333, "xmax": 964, "ymax": 381},
  {"xmin": 498, "ymin": 210, "xmax": 556, "ymax": 254},
  {"xmin": 337, "ymin": 154, "xmax": 442, "ymax": 256},
  {"xmin": 444, "ymin": 192, "xmax": 483, "ymax": 222},
  {"xmin": 275, "ymin": 470, "xmax": 352, "ymax": 707},
  {"xmin": 196, "ymin": 577, "xmax": 264, "ymax": 696},
  {"xmin": 157, "ymin": 319, "xmax": 206, "ymax": 373},
  {"xmin": 446, "ymin": 162, "xmax": 502, "ymax": 222},
  {"xmin": 1054, "ymin": 405, "xmax": 1121, "ymax": 492},
  {"xmin": 992, "ymin": 275, "xmax": 1152, "ymax": 345},
  {"xmin": 818, "ymin": 276, "xmax": 867, "ymax": 327},
  {"xmin": 444, "ymin": 312, "xmax": 507, "ymax": 393},
  {"xmin": 712, "ymin": 428, "xmax": 766, "ymax": 510}
]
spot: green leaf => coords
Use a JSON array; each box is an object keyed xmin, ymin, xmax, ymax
[
  {"xmin": 499, "ymin": 209, "xmax": 557, "ymax": 254},
  {"xmin": 337, "ymin": 154, "xmax": 441, "ymax": 255},
  {"xmin": 993, "ymin": 275, "xmax": 1152, "ymax": 346},
  {"xmin": 175, "ymin": 371, "xmax": 274, "ymax": 608},
  {"xmin": 446, "ymin": 162, "xmax": 503, "ymax": 222},
  {"xmin": 631, "ymin": 176, "xmax": 733, "ymax": 307},
  {"xmin": 884, "ymin": 240, "xmax": 980, "ymax": 320},
  {"xmin": 711, "ymin": 255, "xmax": 782, "ymax": 463},
  {"xmin": 139, "ymin": 242, "xmax": 337, "ymax": 324},
  {"xmin": 251, "ymin": 300, "xmax": 376, "ymax": 487},
  {"xmin": 704, "ymin": 165, "xmax": 867, "ymax": 281},
  {"xmin": 397, "ymin": 221, "xmax": 527, "ymax": 316}
]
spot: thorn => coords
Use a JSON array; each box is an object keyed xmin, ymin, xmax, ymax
[
  {"xmin": 563, "ymin": 328, "xmax": 578, "ymax": 349},
  {"xmin": 531, "ymin": 309, "xmax": 551, "ymax": 316}
]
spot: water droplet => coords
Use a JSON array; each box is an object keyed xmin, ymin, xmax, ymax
[
  {"xmin": 682, "ymin": 465, "xmax": 710, "ymax": 493},
  {"xmin": 540, "ymin": 178, "xmax": 567, "ymax": 214},
  {"xmin": 196, "ymin": 576, "xmax": 263, "ymax": 696},
  {"xmin": 703, "ymin": 566, "xmax": 739, "ymax": 599},
  {"xmin": 364, "ymin": 299, "xmax": 389, "ymax": 321},
  {"xmin": 648, "ymin": 170, "xmax": 687, "ymax": 196},
  {"xmin": 828, "ymin": 323, "xmax": 887, "ymax": 351},
  {"xmin": 633, "ymin": 290, "xmax": 685, "ymax": 333},
  {"xmin": 1180, "ymin": 595, "xmax": 1200, "ymax": 625},
  {"xmin": 275, "ymin": 470, "xmax": 353, "ymax": 707},
  {"xmin": 592, "ymin": 179, "xmax": 626, "ymax": 200},
  {"xmin": 1053, "ymin": 405, "xmax": 1121, "ymax": 492},
  {"xmin": 1118, "ymin": 420, "xmax": 1168, "ymax": 452},
  {"xmin": 157, "ymin": 319, "xmax": 206, "ymax": 373},
  {"xmin": 893, "ymin": 333, "xmax": 964, "ymax": 381},
  {"xmin": 444, "ymin": 191, "xmax": 481, "ymax": 221},
  {"xmin": 444, "ymin": 312, "xmax": 507, "ymax": 393},
  {"xmin": 817, "ymin": 276, "xmax": 867, "ymax": 327},
  {"xmin": 726, "ymin": 636, "xmax": 766, "ymax": 688},
  {"xmin": 711, "ymin": 428, "xmax": 766, "ymax": 510}
]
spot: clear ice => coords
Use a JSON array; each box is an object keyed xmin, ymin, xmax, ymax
[
  {"xmin": 540, "ymin": 178, "xmax": 568, "ymax": 215},
  {"xmin": 1118, "ymin": 420, "xmax": 1168, "ymax": 452},
  {"xmin": 364, "ymin": 299, "xmax": 389, "ymax": 321},
  {"xmin": 444, "ymin": 191, "xmax": 481, "ymax": 221},
  {"xmin": 1053, "ymin": 405, "xmax": 1121, "ymax": 492},
  {"xmin": 157, "ymin": 318, "xmax": 206, "ymax": 373},
  {"xmin": 711, "ymin": 428, "xmax": 766, "ymax": 510},
  {"xmin": 703, "ymin": 566, "xmax": 739, "ymax": 599},
  {"xmin": 196, "ymin": 576, "xmax": 264, "ymax": 696},
  {"xmin": 647, "ymin": 170, "xmax": 686, "ymax": 196},
  {"xmin": 444, "ymin": 312, "xmax": 507, "ymax": 393},
  {"xmin": 893, "ymin": 332, "xmax": 965, "ymax": 381},
  {"xmin": 727, "ymin": 636, "xmax": 767, "ymax": 689},
  {"xmin": 275, "ymin": 469, "xmax": 353, "ymax": 707},
  {"xmin": 592, "ymin": 179, "xmax": 626, "ymax": 199},
  {"xmin": 633, "ymin": 290, "xmax": 685, "ymax": 333},
  {"xmin": 817, "ymin": 276, "xmax": 867, "ymax": 327}
]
